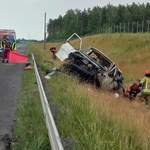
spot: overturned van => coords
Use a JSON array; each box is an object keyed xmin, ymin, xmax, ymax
[{"xmin": 56, "ymin": 33, "xmax": 124, "ymax": 92}]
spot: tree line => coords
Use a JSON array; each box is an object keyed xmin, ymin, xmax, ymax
[{"xmin": 47, "ymin": 2, "xmax": 150, "ymax": 41}]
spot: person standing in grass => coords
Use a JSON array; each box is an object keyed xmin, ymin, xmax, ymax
[
  {"xmin": 138, "ymin": 70, "xmax": 150, "ymax": 109},
  {"xmin": 50, "ymin": 45, "xmax": 57, "ymax": 59}
]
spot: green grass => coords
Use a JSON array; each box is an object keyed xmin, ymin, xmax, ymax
[{"xmin": 12, "ymin": 67, "xmax": 50, "ymax": 150}]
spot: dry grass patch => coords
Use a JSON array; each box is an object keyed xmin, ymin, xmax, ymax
[{"xmin": 78, "ymin": 83, "xmax": 150, "ymax": 144}]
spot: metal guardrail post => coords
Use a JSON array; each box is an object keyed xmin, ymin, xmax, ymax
[{"xmin": 32, "ymin": 53, "xmax": 64, "ymax": 150}]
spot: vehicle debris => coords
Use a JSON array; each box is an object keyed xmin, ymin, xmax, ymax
[
  {"xmin": 56, "ymin": 33, "xmax": 124, "ymax": 92},
  {"xmin": 45, "ymin": 67, "xmax": 58, "ymax": 79}
]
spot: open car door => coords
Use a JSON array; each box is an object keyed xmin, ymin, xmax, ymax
[
  {"xmin": 56, "ymin": 33, "xmax": 82, "ymax": 61},
  {"xmin": 55, "ymin": 42, "xmax": 76, "ymax": 61}
]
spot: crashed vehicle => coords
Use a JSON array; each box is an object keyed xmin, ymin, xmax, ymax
[{"xmin": 56, "ymin": 33, "xmax": 124, "ymax": 92}]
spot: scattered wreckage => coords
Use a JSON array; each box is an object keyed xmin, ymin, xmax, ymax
[{"xmin": 54, "ymin": 33, "xmax": 124, "ymax": 92}]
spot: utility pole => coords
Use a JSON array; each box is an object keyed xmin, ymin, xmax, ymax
[
  {"xmin": 148, "ymin": 19, "xmax": 150, "ymax": 32},
  {"xmin": 44, "ymin": 12, "xmax": 46, "ymax": 51}
]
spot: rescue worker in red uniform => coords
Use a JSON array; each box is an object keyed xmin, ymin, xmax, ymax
[
  {"xmin": 2, "ymin": 38, "xmax": 11, "ymax": 63},
  {"xmin": 50, "ymin": 46, "xmax": 56, "ymax": 59},
  {"xmin": 125, "ymin": 79, "xmax": 141, "ymax": 100}
]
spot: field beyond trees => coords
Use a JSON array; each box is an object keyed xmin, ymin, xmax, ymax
[{"xmin": 13, "ymin": 33, "xmax": 150, "ymax": 150}]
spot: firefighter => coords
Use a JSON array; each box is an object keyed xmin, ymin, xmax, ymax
[
  {"xmin": 11, "ymin": 39, "xmax": 16, "ymax": 50},
  {"xmin": 124, "ymin": 79, "xmax": 141, "ymax": 100},
  {"xmin": 137, "ymin": 70, "xmax": 150, "ymax": 108},
  {"xmin": 2, "ymin": 38, "xmax": 11, "ymax": 63},
  {"xmin": 50, "ymin": 46, "xmax": 56, "ymax": 59},
  {"xmin": 0, "ymin": 37, "xmax": 4, "ymax": 57},
  {"xmin": 1, "ymin": 40, "xmax": 4, "ymax": 48}
]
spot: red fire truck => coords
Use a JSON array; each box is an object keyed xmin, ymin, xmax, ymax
[{"xmin": 0, "ymin": 29, "xmax": 16, "ymax": 57}]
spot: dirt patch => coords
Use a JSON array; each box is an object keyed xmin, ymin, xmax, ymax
[{"xmin": 0, "ymin": 134, "xmax": 11, "ymax": 150}]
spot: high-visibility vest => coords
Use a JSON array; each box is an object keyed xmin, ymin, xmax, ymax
[
  {"xmin": 141, "ymin": 77, "xmax": 150, "ymax": 94},
  {"xmin": 0, "ymin": 42, "xmax": 2, "ymax": 49},
  {"xmin": 12, "ymin": 42, "xmax": 16, "ymax": 50},
  {"xmin": 1, "ymin": 40, "xmax": 5, "ymax": 48}
]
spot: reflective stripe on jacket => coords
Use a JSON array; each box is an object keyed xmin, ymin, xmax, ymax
[
  {"xmin": 12, "ymin": 42, "xmax": 16, "ymax": 50},
  {"xmin": 141, "ymin": 77, "xmax": 150, "ymax": 94}
]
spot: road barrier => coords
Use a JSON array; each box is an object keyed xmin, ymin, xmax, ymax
[{"xmin": 32, "ymin": 53, "xmax": 64, "ymax": 150}]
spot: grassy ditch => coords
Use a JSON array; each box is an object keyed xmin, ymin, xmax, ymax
[
  {"xmin": 48, "ymin": 73, "xmax": 147, "ymax": 149},
  {"xmin": 13, "ymin": 33, "xmax": 150, "ymax": 149},
  {"xmin": 12, "ymin": 63, "xmax": 50, "ymax": 150}
]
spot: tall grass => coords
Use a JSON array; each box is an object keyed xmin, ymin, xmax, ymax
[{"xmin": 48, "ymin": 73, "xmax": 147, "ymax": 149}]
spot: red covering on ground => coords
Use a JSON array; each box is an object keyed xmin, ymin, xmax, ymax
[{"xmin": 9, "ymin": 50, "xmax": 28, "ymax": 63}]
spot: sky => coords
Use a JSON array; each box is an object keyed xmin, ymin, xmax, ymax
[{"xmin": 0, "ymin": 0, "xmax": 149, "ymax": 40}]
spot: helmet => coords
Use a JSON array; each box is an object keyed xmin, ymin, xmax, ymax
[{"xmin": 145, "ymin": 70, "xmax": 150, "ymax": 76}]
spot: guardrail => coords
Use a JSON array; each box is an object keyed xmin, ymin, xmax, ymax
[{"xmin": 32, "ymin": 53, "xmax": 64, "ymax": 150}]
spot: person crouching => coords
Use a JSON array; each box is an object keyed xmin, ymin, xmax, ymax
[{"xmin": 124, "ymin": 80, "xmax": 141, "ymax": 101}]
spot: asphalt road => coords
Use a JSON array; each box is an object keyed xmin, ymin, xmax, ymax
[{"xmin": 0, "ymin": 44, "xmax": 28, "ymax": 149}]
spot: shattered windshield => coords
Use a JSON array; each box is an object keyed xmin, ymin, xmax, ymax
[{"xmin": 87, "ymin": 48, "xmax": 112, "ymax": 71}]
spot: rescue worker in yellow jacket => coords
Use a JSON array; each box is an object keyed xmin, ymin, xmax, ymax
[
  {"xmin": 11, "ymin": 39, "xmax": 16, "ymax": 50},
  {"xmin": 138, "ymin": 70, "xmax": 150, "ymax": 108}
]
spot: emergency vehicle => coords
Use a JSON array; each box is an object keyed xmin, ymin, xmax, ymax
[{"xmin": 0, "ymin": 29, "xmax": 16, "ymax": 57}]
